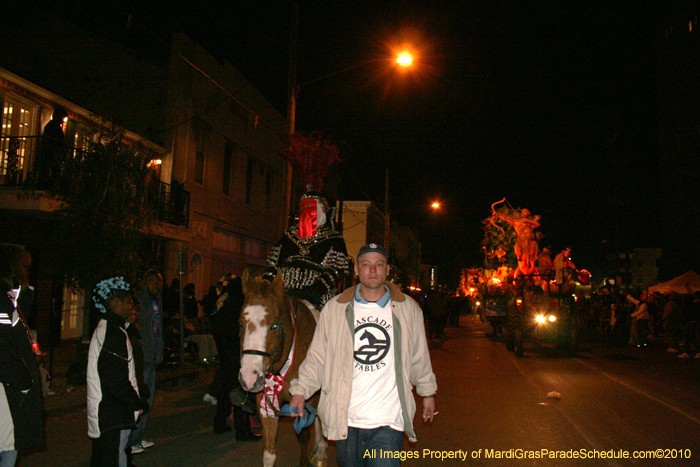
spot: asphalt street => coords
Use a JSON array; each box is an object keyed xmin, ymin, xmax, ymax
[{"xmin": 21, "ymin": 317, "xmax": 700, "ymax": 467}]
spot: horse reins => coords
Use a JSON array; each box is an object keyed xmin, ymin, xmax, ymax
[
  {"xmin": 240, "ymin": 295, "xmax": 298, "ymax": 376},
  {"xmin": 240, "ymin": 294, "xmax": 300, "ymax": 418}
]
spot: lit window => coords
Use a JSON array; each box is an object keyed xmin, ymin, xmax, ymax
[
  {"xmin": 1, "ymin": 98, "xmax": 34, "ymax": 184},
  {"xmin": 61, "ymin": 286, "xmax": 85, "ymax": 339},
  {"xmin": 72, "ymin": 124, "xmax": 93, "ymax": 159}
]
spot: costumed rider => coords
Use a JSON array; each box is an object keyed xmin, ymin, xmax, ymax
[{"xmin": 264, "ymin": 186, "xmax": 350, "ymax": 312}]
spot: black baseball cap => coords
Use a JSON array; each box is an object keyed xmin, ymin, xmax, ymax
[{"xmin": 357, "ymin": 243, "xmax": 388, "ymax": 261}]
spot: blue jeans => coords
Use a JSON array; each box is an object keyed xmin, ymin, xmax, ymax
[
  {"xmin": 129, "ymin": 359, "xmax": 156, "ymax": 446},
  {"xmin": 336, "ymin": 426, "xmax": 404, "ymax": 467},
  {"xmin": 0, "ymin": 450, "xmax": 18, "ymax": 467},
  {"xmin": 90, "ymin": 429, "xmax": 130, "ymax": 467}
]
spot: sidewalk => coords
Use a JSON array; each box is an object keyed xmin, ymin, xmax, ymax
[{"xmin": 40, "ymin": 339, "xmax": 213, "ymax": 417}]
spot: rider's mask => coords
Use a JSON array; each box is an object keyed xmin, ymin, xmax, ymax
[{"xmin": 298, "ymin": 198, "xmax": 326, "ymax": 239}]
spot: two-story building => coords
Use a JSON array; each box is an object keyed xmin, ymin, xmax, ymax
[{"xmin": 1, "ymin": 15, "xmax": 289, "ymax": 342}]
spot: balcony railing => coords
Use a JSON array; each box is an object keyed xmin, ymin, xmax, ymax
[
  {"xmin": 1, "ymin": 136, "xmax": 189, "ymax": 228},
  {"xmin": 149, "ymin": 180, "xmax": 190, "ymax": 227}
]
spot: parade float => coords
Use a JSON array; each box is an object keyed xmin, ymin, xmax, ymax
[{"xmin": 461, "ymin": 199, "xmax": 591, "ymax": 356}]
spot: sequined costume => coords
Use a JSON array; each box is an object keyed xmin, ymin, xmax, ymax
[{"xmin": 264, "ymin": 210, "xmax": 350, "ymax": 311}]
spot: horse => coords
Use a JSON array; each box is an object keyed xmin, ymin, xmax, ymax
[{"xmin": 238, "ymin": 270, "xmax": 328, "ymax": 467}]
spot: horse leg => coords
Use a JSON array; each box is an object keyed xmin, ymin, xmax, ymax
[
  {"xmin": 261, "ymin": 414, "xmax": 279, "ymax": 467},
  {"xmin": 309, "ymin": 416, "xmax": 328, "ymax": 467},
  {"xmin": 297, "ymin": 426, "xmax": 311, "ymax": 467}
]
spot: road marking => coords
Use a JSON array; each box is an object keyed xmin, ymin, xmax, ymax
[
  {"xmin": 575, "ymin": 358, "xmax": 700, "ymax": 425},
  {"xmin": 507, "ymin": 354, "xmax": 625, "ymax": 467}
]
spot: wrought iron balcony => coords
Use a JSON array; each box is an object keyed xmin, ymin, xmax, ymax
[
  {"xmin": 149, "ymin": 180, "xmax": 190, "ymax": 227},
  {"xmin": 1, "ymin": 135, "xmax": 189, "ymax": 228}
]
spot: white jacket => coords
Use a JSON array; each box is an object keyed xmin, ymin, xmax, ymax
[{"xmin": 290, "ymin": 282, "xmax": 437, "ymax": 442}]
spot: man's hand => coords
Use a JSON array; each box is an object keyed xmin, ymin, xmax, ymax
[
  {"xmin": 422, "ymin": 397, "xmax": 437, "ymax": 423},
  {"xmin": 289, "ymin": 394, "xmax": 305, "ymax": 417}
]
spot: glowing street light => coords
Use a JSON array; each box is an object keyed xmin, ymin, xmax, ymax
[
  {"xmin": 431, "ymin": 201, "xmax": 440, "ymax": 209},
  {"xmin": 396, "ymin": 51, "xmax": 413, "ymax": 67}
]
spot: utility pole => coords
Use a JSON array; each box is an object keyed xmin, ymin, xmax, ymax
[
  {"xmin": 178, "ymin": 249, "xmax": 185, "ymax": 368},
  {"xmin": 283, "ymin": 0, "xmax": 300, "ymax": 231}
]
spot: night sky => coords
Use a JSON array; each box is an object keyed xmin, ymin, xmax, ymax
[
  {"xmin": 37, "ymin": 0, "xmax": 676, "ymax": 284},
  {"xmin": 208, "ymin": 0, "xmax": 665, "ymax": 282}
]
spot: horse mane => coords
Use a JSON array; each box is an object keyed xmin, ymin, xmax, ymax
[
  {"xmin": 245, "ymin": 275, "xmax": 270, "ymax": 296},
  {"xmin": 242, "ymin": 270, "xmax": 284, "ymax": 303}
]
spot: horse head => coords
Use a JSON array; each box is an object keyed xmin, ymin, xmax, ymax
[
  {"xmin": 238, "ymin": 270, "xmax": 288, "ymax": 393},
  {"xmin": 237, "ymin": 271, "xmax": 329, "ymax": 467}
]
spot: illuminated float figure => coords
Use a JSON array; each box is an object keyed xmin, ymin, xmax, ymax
[{"xmin": 488, "ymin": 198, "xmax": 541, "ymax": 279}]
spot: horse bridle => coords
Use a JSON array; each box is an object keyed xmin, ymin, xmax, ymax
[{"xmin": 240, "ymin": 295, "xmax": 297, "ymax": 376}]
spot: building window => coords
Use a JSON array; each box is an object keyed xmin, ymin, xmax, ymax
[
  {"xmin": 245, "ymin": 157, "xmax": 254, "ymax": 205},
  {"xmin": 1, "ymin": 97, "xmax": 34, "ymax": 184},
  {"xmin": 244, "ymin": 238, "xmax": 263, "ymax": 258},
  {"xmin": 61, "ymin": 286, "xmax": 85, "ymax": 340},
  {"xmin": 213, "ymin": 230, "xmax": 241, "ymax": 253},
  {"xmin": 223, "ymin": 140, "xmax": 233, "ymax": 195},
  {"xmin": 72, "ymin": 124, "xmax": 92, "ymax": 159},
  {"xmin": 193, "ymin": 121, "xmax": 207, "ymax": 184}
]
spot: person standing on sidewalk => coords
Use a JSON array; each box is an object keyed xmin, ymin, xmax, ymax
[
  {"xmin": 209, "ymin": 276, "xmax": 260, "ymax": 440},
  {"xmin": 0, "ymin": 244, "xmax": 44, "ymax": 467},
  {"xmin": 289, "ymin": 243, "xmax": 437, "ymax": 467},
  {"xmin": 129, "ymin": 270, "xmax": 163, "ymax": 454},
  {"xmin": 628, "ymin": 292, "xmax": 650, "ymax": 347},
  {"xmin": 87, "ymin": 277, "xmax": 149, "ymax": 467}
]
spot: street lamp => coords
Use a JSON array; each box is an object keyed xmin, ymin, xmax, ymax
[
  {"xmin": 384, "ymin": 194, "xmax": 441, "ymax": 258},
  {"xmin": 396, "ymin": 51, "xmax": 413, "ymax": 67},
  {"xmin": 284, "ymin": 46, "xmax": 416, "ymax": 227},
  {"xmin": 288, "ymin": 50, "xmax": 415, "ymax": 134}
]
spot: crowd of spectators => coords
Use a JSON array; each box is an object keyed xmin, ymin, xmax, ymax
[{"xmin": 574, "ymin": 284, "xmax": 700, "ymax": 356}]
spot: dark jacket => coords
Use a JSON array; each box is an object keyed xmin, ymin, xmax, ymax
[
  {"xmin": 0, "ymin": 288, "xmax": 45, "ymax": 451},
  {"xmin": 264, "ymin": 213, "xmax": 350, "ymax": 310},
  {"xmin": 87, "ymin": 311, "xmax": 148, "ymax": 438},
  {"xmin": 134, "ymin": 269, "xmax": 164, "ymax": 365},
  {"xmin": 211, "ymin": 277, "xmax": 244, "ymax": 366},
  {"xmin": 125, "ymin": 323, "xmax": 150, "ymax": 403}
]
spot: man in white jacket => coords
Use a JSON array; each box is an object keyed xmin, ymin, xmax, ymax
[{"xmin": 290, "ymin": 243, "xmax": 437, "ymax": 467}]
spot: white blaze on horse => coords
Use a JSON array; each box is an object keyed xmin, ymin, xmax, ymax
[{"xmin": 239, "ymin": 271, "xmax": 327, "ymax": 467}]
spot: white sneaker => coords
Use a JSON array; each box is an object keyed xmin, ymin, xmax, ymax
[
  {"xmin": 679, "ymin": 353, "xmax": 690, "ymax": 358},
  {"xmin": 203, "ymin": 394, "xmax": 218, "ymax": 406},
  {"xmin": 667, "ymin": 348, "xmax": 678, "ymax": 352},
  {"xmin": 139, "ymin": 440, "xmax": 155, "ymax": 449},
  {"xmin": 131, "ymin": 445, "xmax": 145, "ymax": 454}
]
